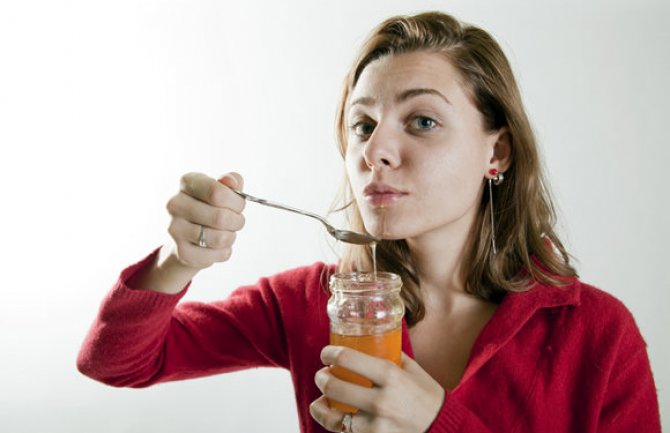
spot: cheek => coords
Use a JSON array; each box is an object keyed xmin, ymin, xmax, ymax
[
  {"xmin": 416, "ymin": 147, "xmax": 484, "ymax": 201},
  {"xmin": 344, "ymin": 149, "xmax": 365, "ymax": 186}
]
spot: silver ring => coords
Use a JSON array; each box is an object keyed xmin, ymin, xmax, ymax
[
  {"xmin": 341, "ymin": 413, "xmax": 353, "ymax": 433},
  {"xmin": 198, "ymin": 225, "xmax": 207, "ymax": 248}
]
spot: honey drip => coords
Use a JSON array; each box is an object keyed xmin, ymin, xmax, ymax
[{"xmin": 371, "ymin": 241, "xmax": 378, "ymax": 280}]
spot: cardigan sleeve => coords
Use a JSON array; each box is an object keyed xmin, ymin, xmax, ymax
[
  {"xmin": 77, "ymin": 248, "xmax": 294, "ymax": 388},
  {"xmin": 596, "ymin": 330, "xmax": 661, "ymax": 432}
]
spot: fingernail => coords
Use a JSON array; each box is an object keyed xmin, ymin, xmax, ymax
[
  {"xmin": 309, "ymin": 400, "xmax": 320, "ymax": 416},
  {"xmin": 315, "ymin": 370, "xmax": 326, "ymax": 385},
  {"xmin": 321, "ymin": 346, "xmax": 334, "ymax": 362},
  {"xmin": 218, "ymin": 174, "xmax": 238, "ymax": 189}
]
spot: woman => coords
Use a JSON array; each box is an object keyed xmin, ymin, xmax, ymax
[{"xmin": 77, "ymin": 12, "xmax": 661, "ymax": 432}]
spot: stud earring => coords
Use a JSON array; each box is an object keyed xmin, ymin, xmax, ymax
[
  {"xmin": 488, "ymin": 169, "xmax": 505, "ymax": 255},
  {"xmin": 489, "ymin": 169, "xmax": 504, "ymax": 185}
]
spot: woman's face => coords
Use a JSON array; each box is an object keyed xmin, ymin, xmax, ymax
[{"xmin": 345, "ymin": 51, "xmax": 505, "ymax": 241}]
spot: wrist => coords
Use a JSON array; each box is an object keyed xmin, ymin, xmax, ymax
[
  {"xmin": 155, "ymin": 246, "xmax": 200, "ymax": 290},
  {"xmin": 127, "ymin": 245, "xmax": 198, "ymax": 294}
]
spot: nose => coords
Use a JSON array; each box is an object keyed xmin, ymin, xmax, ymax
[{"xmin": 362, "ymin": 122, "xmax": 400, "ymax": 170}]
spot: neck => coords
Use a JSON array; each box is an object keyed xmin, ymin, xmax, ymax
[{"xmin": 406, "ymin": 206, "xmax": 481, "ymax": 310}]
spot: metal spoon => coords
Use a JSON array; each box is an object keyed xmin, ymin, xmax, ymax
[{"xmin": 231, "ymin": 189, "xmax": 378, "ymax": 245}]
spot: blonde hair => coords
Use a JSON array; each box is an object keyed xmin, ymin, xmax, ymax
[{"xmin": 330, "ymin": 12, "xmax": 577, "ymax": 327}]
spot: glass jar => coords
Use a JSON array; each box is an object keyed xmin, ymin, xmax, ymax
[{"xmin": 326, "ymin": 272, "xmax": 404, "ymax": 413}]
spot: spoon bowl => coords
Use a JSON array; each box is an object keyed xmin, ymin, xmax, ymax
[{"xmin": 231, "ymin": 189, "xmax": 378, "ymax": 245}]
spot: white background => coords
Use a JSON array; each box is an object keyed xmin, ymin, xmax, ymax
[{"xmin": 1, "ymin": 0, "xmax": 668, "ymax": 431}]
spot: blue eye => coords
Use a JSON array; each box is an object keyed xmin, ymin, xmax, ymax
[{"xmin": 412, "ymin": 116, "xmax": 437, "ymax": 130}]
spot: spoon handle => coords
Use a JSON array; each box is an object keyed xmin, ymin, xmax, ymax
[{"xmin": 231, "ymin": 189, "xmax": 333, "ymax": 229}]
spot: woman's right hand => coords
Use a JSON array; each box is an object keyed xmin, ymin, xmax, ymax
[{"xmin": 165, "ymin": 172, "xmax": 246, "ymax": 270}]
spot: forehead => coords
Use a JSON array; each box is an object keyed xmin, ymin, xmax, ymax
[{"xmin": 349, "ymin": 51, "xmax": 468, "ymax": 105}]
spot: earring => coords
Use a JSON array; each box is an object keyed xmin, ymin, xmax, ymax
[
  {"xmin": 488, "ymin": 168, "xmax": 505, "ymax": 185},
  {"xmin": 488, "ymin": 169, "xmax": 505, "ymax": 255}
]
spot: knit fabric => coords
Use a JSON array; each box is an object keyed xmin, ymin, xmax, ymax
[{"xmin": 77, "ymin": 248, "xmax": 661, "ymax": 432}]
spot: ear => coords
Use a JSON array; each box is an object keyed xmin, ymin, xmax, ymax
[{"xmin": 487, "ymin": 127, "xmax": 512, "ymax": 175}]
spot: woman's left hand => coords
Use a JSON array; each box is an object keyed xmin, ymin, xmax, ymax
[{"xmin": 310, "ymin": 346, "xmax": 445, "ymax": 433}]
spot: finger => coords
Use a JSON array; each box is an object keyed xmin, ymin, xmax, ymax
[
  {"xmin": 217, "ymin": 171, "xmax": 244, "ymax": 191},
  {"xmin": 321, "ymin": 345, "xmax": 400, "ymax": 387},
  {"xmin": 173, "ymin": 240, "xmax": 233, "ymax": 269},
  {"xmin": 167, "ymin": 193, "xmax": 245, "ymax": 231},
  {"xmin": 400, "ymin": 352, "xmax": 436, "ymax": 382},
  {"xmin": 309, "ymin": 395, "xmax": 347, "ymax": 433},
  {"xmin": 168, "ymin": 218, "xmax": 237, "ymax": 249},
  {"xmin": 179, "ymin": 172, "xmax": 245, "ymax": 211},
  {"xmin": 314, "ymin": 367, "xmax": 377, "ymax": 414}
]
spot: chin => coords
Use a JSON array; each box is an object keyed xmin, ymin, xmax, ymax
[
  {"xmin": 363, "ymin": 219, "xmax": 408, "ymax": 241},
  {"xmin": 360, "ymin": 203, "xmax": 417, "ymax": 240}
]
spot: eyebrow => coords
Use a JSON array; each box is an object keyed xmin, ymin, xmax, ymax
[
  {"xmin": 397, "ymin": 88, "xmax": 451, "ymax": 105},
  {"xmin": 349, "ymin": 88, "xmax": 451, "ymax": 107}
]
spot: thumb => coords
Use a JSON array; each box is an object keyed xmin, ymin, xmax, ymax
[
  {"xmin": 218, "ymin": 172, "xmax": 244, "ymax": 191},
  {"xmin": 401, "ymin": 352, "xmax": 423, "ymax": 373},
  {"xmin": 401, "ymin": 352, "xmax": 439, "ymax": 383}
]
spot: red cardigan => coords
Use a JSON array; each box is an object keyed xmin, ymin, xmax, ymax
[{"xmin": 77, "ymin": 249, "xmax": 661, "ymax": 432}]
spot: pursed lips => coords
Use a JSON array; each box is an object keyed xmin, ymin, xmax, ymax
[{"xmin": 363, "ymin": 182, "xmax": 408, "ymax": 206}]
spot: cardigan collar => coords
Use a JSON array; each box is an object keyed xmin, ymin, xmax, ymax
[{"xmin": 401, "ymin": 276, "xmax": 582, "ymax": 391}]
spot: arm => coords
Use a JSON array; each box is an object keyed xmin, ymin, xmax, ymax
[
  {"xmin": 76, "ymin": 248, "xmax": 290, "ymax": 387},
  {"xmin": 597, "ymin": 342, "xmax": 661, "ymax": 432},
  {"xmin": 125, "ymin": 243, "xmax": 200, "ymax": 295},
  {"xmin": 585, "ymin": 288, "xmax": 662, "ymax": 432},
  {"xmin": 77, "ymin": 171, "xmax": 261, "ymax": 385}
]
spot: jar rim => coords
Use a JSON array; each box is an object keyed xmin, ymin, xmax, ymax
[{"xmin": 329, "ymin": 272, "xmax": 402, "ymax": 292}]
